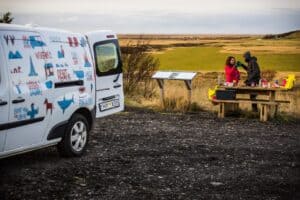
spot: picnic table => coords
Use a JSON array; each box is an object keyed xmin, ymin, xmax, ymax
[{"xmin": 213, "ymin": 86, "xmax": 290, "ymax": 122}]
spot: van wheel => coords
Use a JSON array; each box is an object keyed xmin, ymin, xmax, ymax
[{"xmin": 57, "ymin": 114, "xmax": 89, "ymax": 157}]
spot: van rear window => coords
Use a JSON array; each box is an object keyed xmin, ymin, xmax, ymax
[{"xmin": 94, "ymin": 40, "xmax": 122, "ymax": 76}]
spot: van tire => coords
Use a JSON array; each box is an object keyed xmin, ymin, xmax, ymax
[{"xmin": 57, "ymin": 114, "xmax": 89, "ymax": 157}]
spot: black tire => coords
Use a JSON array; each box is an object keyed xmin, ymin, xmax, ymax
[{"xmin": 57, "ymin": 113, "xmax": 90, "ymax": 157}]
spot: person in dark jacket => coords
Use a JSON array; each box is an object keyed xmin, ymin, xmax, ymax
[{"xmin": 238, "ymin": 51, "xmax": 261, "ymax": 112}]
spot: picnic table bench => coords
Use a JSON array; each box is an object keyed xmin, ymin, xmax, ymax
[{"xmin": 213, "ymin": 86, "xmax": 290, "ymax": 122}]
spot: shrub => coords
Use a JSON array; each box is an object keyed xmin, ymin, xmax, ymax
[{"xmin": 121, "ymin": 40, "xmax": 160, "ymax": 98}]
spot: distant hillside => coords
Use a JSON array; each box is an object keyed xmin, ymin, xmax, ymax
[{"xmin": 263, "ymin": 30, "xmax": 300, "ymax": 39}]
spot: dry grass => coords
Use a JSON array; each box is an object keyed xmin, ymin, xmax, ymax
[{"xmin": 126, "ymin": 72, "xmax": 300, "ymax": 116}]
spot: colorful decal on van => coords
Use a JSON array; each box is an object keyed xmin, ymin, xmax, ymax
[
  {"xmin": 22, "ymin": 35, "xmax": 31, "ymax": 48},
  {"xmin": 57, "ymin": 45, "xmax": 65, "ymax": 58},
  {"xmin": 57, "ymin": 69, "xmax": 71, "ymax": 81},
  {"xmin": 14, "ymin": 82, "xmax": 22, "ymax": 94},
  {"xmin": 35, "ymin": 51, "xmax": 52, "ymax": 59},
  {"xmin": 45, "ymin": 80, "xmax": 53, "ymax": 89},
  {"xmin": 55, "ymin": 63, "xmax": 69, "ymax": 68},
  {"xmin": 29, "ymin": 36, "xmax": 46, "ymax": 49},
  {"xmin": 83, "ymin": 52, "xmax": 91, "ymax": 67},
  {"xmin": 85, "ymin": 71, "xmax": 93, "ymax": 81},
  {"xmin": 57, "ymin": 96, "xmax": 74, "ymax": 114},
  {"xmin": 27, "ymin": 103, "xmax": 39, "ymax": 119},
  {"xmin": 28, "ymin": 56, "xmax": 38, "ymax": 76},
  {"xmin": 44, "ymin": 63, "xmax": 54, "ymax": 78},
  {"xmin": 9, "ymin": 51, "xmax": 22, "ymax": 59},
  {"xmin": 68, "ymin": 37, "xmax": 79, "ymax": 47},
  {"xmin": 14, "ymin": 107, "xmax": 28, "ymax": 120},
  {"xmin": 11, "ymin": 66, "xmax": 22, "ymax": 74},
  {"xmin": 44, "ymin": 99, "xmax": 54, "ymax": 114},
  {"xmin": 71, "ymin": 52, "xmax": 79, "ymax": 65},
  {"xmin": 4, "ymin": 35, "xmax": 15, "ymax": 45},
  {"xmin": 27, "ymin": 81, "xmax": 42, "ymax": 96},
  {"xmin": 80, "ymin": 37, "xmax": 87, "ymax": 47},
  {"xmin": 73, "ymin": 70, "xmax": 84, "ymax": 79},
  {"xmin": 79, "ymin": 96, "xmax": 93, "ymax": 106}
]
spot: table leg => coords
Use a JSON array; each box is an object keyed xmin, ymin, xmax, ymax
[{"xmin": 269, "ymin": 91, "xmax": 276, "ymax": 118}]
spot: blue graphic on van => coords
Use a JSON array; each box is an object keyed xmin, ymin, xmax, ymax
[
  {"xmin": 9, "ymin": 51, "xmax": 22, "ymax": 59},
  {"xmin": 57, "ymin": 45, "xmax": 65, "ymax": 58},
  {"xmin": 57, "ymin": 96, "xmax": 74, "ymax": 114},
  {"xmin": 80, "ymin": 37, "xmax": 87, "ymax": 47},
  {"xmin": 83, "ymin": 53, "xmax": 91, "ymax": 67},
  {"xmin": 28, "ymin": 56, "xmax": 38, "ymax": 76},
  {"xmin": 45, "ymin": 80, "xmax": 53, "ymax": 89},
  {"xmin": 44, "ymin": 63, "xmax": 54, "ymax": 79},
  {"xmin": 15, "ymin": 84, "xmax": 22, "ymax": 94},
  {"xmin": 29, "ymin": 36, "xmax": 46, "ymax": 49},
  {"xmin": 27, "ymin": 103, "xmax": 39, "ymax": 119},
  {"xmin": 14, "ymin": 107, "xmax": 28, "ymax": 120},
  {"xmin": 73, "ymin": 70, "xmax": 84, "ymax": 79}
]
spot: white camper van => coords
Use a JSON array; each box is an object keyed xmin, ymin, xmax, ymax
[{"xmin": 0, "ymin": 24, "xmax": 124, "ymax": 158}]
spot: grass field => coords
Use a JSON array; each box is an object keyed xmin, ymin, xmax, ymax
[
  {"xmin": 120, "ymin": 32, "xmax": 300, "ymax": 72},
  {"xmin": 154, "ymin": 46, "xmax": 300, "ymax": 71}
]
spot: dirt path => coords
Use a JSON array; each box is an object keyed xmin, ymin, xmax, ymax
[{"xmin": 1, "ymin": 107, "xmax": 299, "ymax": 200}]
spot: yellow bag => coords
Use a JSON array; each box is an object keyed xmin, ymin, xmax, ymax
[
  {"xmin": 285, "ymin": 74, "xmax": 296, "ymax": 89},
  {"xmin": 208, "ymin": 85, "xmax": 218, "ymax": 100}
]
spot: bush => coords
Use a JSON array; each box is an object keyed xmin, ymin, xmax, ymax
[{"xmin": 121, "ymin": 41, "xmax": 160, "ymax": 98}]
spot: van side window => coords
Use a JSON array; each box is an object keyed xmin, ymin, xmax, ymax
[{"xmin": 94, "ymin": 40, "xmax": 122, "ymax": 76}]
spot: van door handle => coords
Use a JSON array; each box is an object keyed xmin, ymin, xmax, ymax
[
  {"xmin": 12, "ymin": 98, "xmax": 25, "ymax": 104},
  {"xmin": 0, "ymin": 100, "xmax": 8, "ymax": 106},
  {"xmin": 113, "ymin": 84, "xmax": 122, "ymax": 88}
]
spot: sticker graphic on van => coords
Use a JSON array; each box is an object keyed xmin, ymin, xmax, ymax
[
  {"xmin": 28, "ymin": 56, "xmax": 38, "ymax": 76},
  {"xmin": 73, "ymin": 70, "xmax": 84, "ymax": 79},
  {"xmin": 27, "ymin": 81, "xmax": 42, "ymax": 96},
  {"xmin": 44, "ymin": 63, "xmax": 54, "ymax": 78},
  {"xmin": 57, "ymin": 45, "xmax": 65, "ymax": 58},
  {"xmin": 4, "ymin": 35, "xmax": 15, "ymax": 45},
  {"xmin": 80, "ymin": 37, "xmax": 87, "ymax": 47},
  {"xmin": 83, "ymin": 52, "xmax": 91, "ymax": 67},
  {"xmin": 10, "ymin": 66, "xmax": 22, "ymax": 74},
  {"xmin": 29, "ymin": 36, "xmax": 46, "ymax": 49},
  {"xmin": 9, "ymin": 51, "xmax": 22, "ymax": 59},
  {"xmin": 44, "ymin": 99, "xmax": 54, "ymax": 114},
  {"xmin": 57, "ymin": 96, "xmax": 74, "ymax": 114},
  {"xmin": 22, "ymin": 35, "xmax": 31, "ymax": 48},
  {"xmin": 68, "ymin": 37, "xmax": 79, "ymax": 47},
  {"xmin": 45, "ymin": 80, "xmax": 53, "ymax": 89},
  {"xmin": 27, "ymin": 103, "xmax": 39, "ymax": 119}
]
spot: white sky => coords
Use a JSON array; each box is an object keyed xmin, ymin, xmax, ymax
[{"xmin": 1, "ymin": 0, "xmax": 300, "ymax": 34}]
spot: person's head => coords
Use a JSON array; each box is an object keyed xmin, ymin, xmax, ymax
[
  {"xmin": 243, "ymin": 51, "xmax": 251, "ymax": 63},
  {"xmin": 226, "ymin": 56, "xmax": 236, "ymax": 66}
]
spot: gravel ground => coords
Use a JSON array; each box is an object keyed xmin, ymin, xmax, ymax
[{"xmin": 0, "ymin": 107, "xmax": 299, "ymax": 200}]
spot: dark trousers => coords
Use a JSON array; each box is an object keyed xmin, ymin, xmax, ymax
[{"xmin": 250, "ymin": 94, "xmax": 258, "ymax": 112}]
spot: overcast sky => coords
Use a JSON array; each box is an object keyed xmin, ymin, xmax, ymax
[{"xmin": 1, "ymin": 0, "xmax": 300, "ymax": 34}]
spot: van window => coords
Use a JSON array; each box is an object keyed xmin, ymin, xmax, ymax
[{"xmin": 94, "ymin": 40, "xmax": 122, "ymax": 76}]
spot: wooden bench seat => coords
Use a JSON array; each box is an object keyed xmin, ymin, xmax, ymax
[{"xmin": 212, "ymin": 99, "xmax": 282, "ymax": 122}]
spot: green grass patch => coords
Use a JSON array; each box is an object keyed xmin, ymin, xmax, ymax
[{"xmin": 154, "ymin": 47, "xmax": 300, "ymax": 71}]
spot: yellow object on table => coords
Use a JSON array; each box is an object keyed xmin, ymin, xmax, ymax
[{"xmin": 285, "ymin": 74, "xmax": 296, "ymax": 89}]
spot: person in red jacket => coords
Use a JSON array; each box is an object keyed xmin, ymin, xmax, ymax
[{"xmin": 224, "ymin": 56, "xmax": 240, "ymax": 84}]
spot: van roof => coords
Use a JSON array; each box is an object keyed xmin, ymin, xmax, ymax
[{"xmin": 0, "ymin": 23, "xmax": 74, "ymax": 35}]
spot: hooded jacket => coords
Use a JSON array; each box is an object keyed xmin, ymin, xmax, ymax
[{"xmin": 242, "ymin": 56, "xmax": 261, "ymax": 85}]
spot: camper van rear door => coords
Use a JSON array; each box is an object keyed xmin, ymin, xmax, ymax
[{"xmin": 93, "ymin": 39, "xmax": 124, "ymax": 118}]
